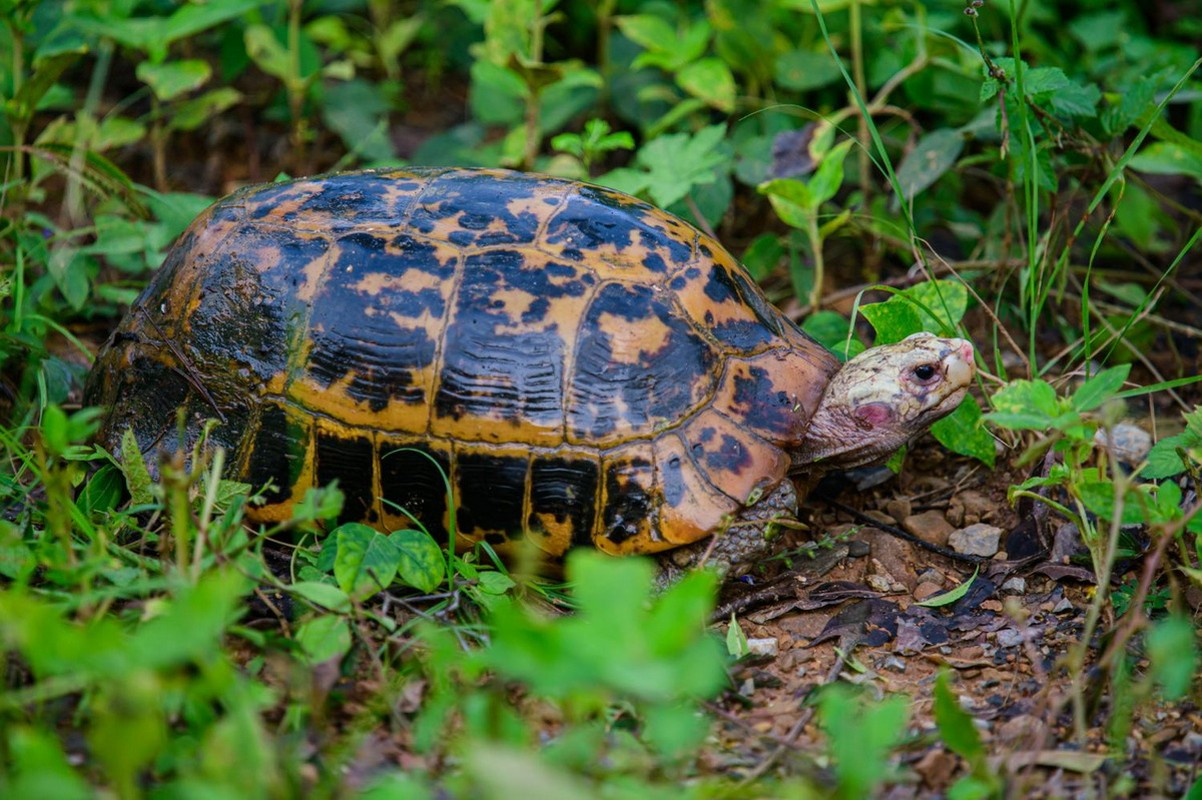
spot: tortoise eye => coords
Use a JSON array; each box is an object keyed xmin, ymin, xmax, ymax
[{"xmin": 913, "ymin": 363, "xmax": 938, "ymax": 381}]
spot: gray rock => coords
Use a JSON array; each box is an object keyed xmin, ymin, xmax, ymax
[{"xmin": 949, "ymin": 523, "xmax": 1003, "ymax": 557}]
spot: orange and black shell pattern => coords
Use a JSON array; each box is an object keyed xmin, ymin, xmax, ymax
[{"xmin": 85, "ymin": 168, "xmax": 841, "ymax": 556}]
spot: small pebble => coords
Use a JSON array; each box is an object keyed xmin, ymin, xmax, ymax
[
  {"xmin": 746, "ymin": 637, "xmax": 779, "ymax": 658},
  {"xmin": 996, "ymin": 629, "xmax": 1025, "ymax": 648},
  {"xmin": 1053, "ymin": 597, "xmax": 1075, "ymax": 614},
  {"xmin": 902, "ymin": 509, "xmax": 955, "ymax": 545},
  {"xmin": 1095, "ymin": 422, "xmax": 1153, "ymax": 465},
  {"xmin": 880, "ymin": 655, "xmax": 906, "ymax": 672},
  {"xmin": 949, "ymin": 523, "xmax": 1003, "ymax": 557},
  {"xmin": 914, "ymin": 582, "xmax": 944, "ymax": 601},
  {"xmin": 1001, "ymin": 577, "xmax": 1027, "ymax": 594},
  {"xmin": 847, "ymin": 539, "xmax": 871, "ymax": 558}
]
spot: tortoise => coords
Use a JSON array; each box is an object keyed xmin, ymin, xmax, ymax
[{"xmin": 85, "ymin": 167, "xmax": 975, "ymax": 577}]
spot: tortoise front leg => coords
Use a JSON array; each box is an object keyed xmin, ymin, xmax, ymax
[{"xmin": 654, "ymin": 479, "xmax": 800, "ymax": 588}]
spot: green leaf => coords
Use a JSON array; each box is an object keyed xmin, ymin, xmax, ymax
[
  {"xmin": 389, "ymin": 529, "xmax": 446, "ymax": 593},
  {"xmin": 614, "ymin": 14, "xmax": 676, "ymax": 53},
  {"xmin": 39, "ymin": 405, "xmax": 69, "ymax": 455},
  {"xmin": 333, "ymin": 523, "xmax": 402, "ymax": 599},
  {"xmin": 1022, "ymin": 66, "xmax": 1070, "ymax": 96},
  {"xmin": 802, "ymin": 310, "xmax": 864, "ymax": 361},
  {"xmin": 468, "ymin": 60, "xmax": 528, "ymax": 125},
  {"xmin": 290, "ymin": 581, "xmax": 352, "ymax": 613},
  {"xmin": 895, "ymin": 129, "xmax": 964, "ymax": 203},
  {"xmin": 476, "ymin": 570, "xmax": 517, "ymax": 596},
  {"xmin": 160, "ymin": 0, "xmax": 264, "ymax": 46},
  {"xmin": 119, "ymin": 427, "xmax": 155, "ymax": 506},
  {"xmin": 1142, "ymin": 431, "xmax": 1198, "ymax": 479},
  {"xmin": 642, "ymin": 701, "xmax": 711, "ymax": 758},
  {"xmin": 933, "ymin": 671, "xmax": 984, "ymax": 759},
  {"xmin": 169, "ymin": 87, "xmax": 243, "ymax": 132},
  {"xmin": 775, "ymin": 48, "xmax": 841, "ymax": 91},
  {"xmin": 608, "ymin": 125, "xmax": 728, "ymax": 209},
  {"xmin": 135, "ymin": 59, "xmax": 211, "ymax": 101},
  {"xmin": 932, "ymin": 398, "xmax": 995, "ymax": 467},
  {"xmin": 244, "ymin": 25, "xmax": 292, "ymax": 81},
  {"xmin": 985, "ymin": 380, "xmax": 1062, "ymax": 430},
  {"xmin": 322, "ymin": 79, "xmax": 396, "ymax": 163},
  {"xmin": 127, "ymin": 568, "xmax": 250, "ymax": 668},
  {"xmin": 1147, "ymin": 616, "xmax": 1197, "ymax": 700},
  {"xmin": 726, "ymin": 613, "xmax": 750, "ymax": 658},
  {"xmin": 1129, "ymin": 142, "xmax": 1202, "ymax": 181},
  {"xmin": 296, "ymin": 614, "xmax": 352, "ymax": 664},
  {"xmin": 760, "ymin": 177, "xmax": 814, "ymax": 225},
  {"xmin": 857, "ymin": 298, "xmax": 923, "ymax": 344},
  {"xmin": 917, "ymin": 567, "xmax": 980, "ymax": 608},
  {"xmin": 676, "ymin": 58, "xmax": 736, "ymax": 113},
  {"xmin": 1071, "ymin": 364, "xmax": 1131, "ymax": 412},
  {"xmin": 7, "ymin": 726, "xmax": 93, "ymax": 800},
  {"xmin": 1077, "ymin": 480, "xmax": 1152, "ymax": 526},
  {"xmin": 46, "ymin": 246, "xmax": 90, "ymax": 310},
  {"xmin": 820, "ymin": 687, "xmax": 909, "ymax": 799},
  {"xmin": 1048, "ymin": 80, "xmax": 1100, "ymax": 119},
  {"xmin": 806, "ymin": 139, "xmax": 853, "ymax": 207},
  {"xmin": 78, "ymin": 464, "xmax": 124, "ymax": 516}
]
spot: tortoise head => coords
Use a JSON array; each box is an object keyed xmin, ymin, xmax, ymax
[{"xmin": 794, "ymin": 332, "xmax": 976, "ymax": 471}]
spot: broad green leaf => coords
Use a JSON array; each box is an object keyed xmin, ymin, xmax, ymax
[
  {"xmin": 676, "ymin": 58, "xmax": 735, "ymax": 112},
  {"xmin": 78, "ymin": 464, "xmax": 124, "ymax": 516},
  {"xmin": 1048, "ymin": 80, "xmax": 1100, "ymax": 119},
  {"xmin": 933, "ymin": 671, "xmax": 984, "ymax": 758},
  {"xmin": 136, "ymin": 59, "xmax": 211, "ymax": 101},
  {"xmin": 333, "ymin": 523, "xmax": 402, "ymax": 599},
  {"xmin": 726, "ymin": 613, "xmax": 750, "ymax": 658},
  {"xmin": 389, "ymin": 529, "xmax": 446, "ymax": 593},
  {"xmin": 296, "ymin": 614, "xmax": 352, "ymax": 664},
  {"xmin": 916, "ymin": 568, "xmax": 979, "ymax": 608},
  {"xmin": 820, "ymin": 687, "xmax": 909, "ymax": 799},
  {"xmin": 760, "ymin": 177, "xmax": 814, "ymax": 224},
  {"xmin": 119, "ymin": 427, "xmax": 155, "ymax": 506},
  {"xmin": 806, "ymin": 139, "xmax": 852, "ymax": 206},
  {"xmin": 1147, "ymin": 616, "xmax": 1197, "ymax": 700},
  {"xmin": 775, "ymin": 48, "xmax": 841, "ymax": 91},
  {"xmin": 468, "ymin": 60, "xmax": 528, "ymax": 125},
  {"xmin": 7, "ymin": 727, "xmax": 93, "ymax": 800},
  {"xmin": 901, "ymin": 279, "xmax": 969, "ymax": 334},
  {"xmin": 46, "ymin": 246, "xmax": 90, "ymax": 310},
  {"xmin": 160, "ymin": 0, "xmax": 264, "ymax": 46},
  {"xmin": 857, "ymin": 298, "xmax": 923, "ymax": 344},
  {"xmin": 322, "ymin": 78, "xmax": 396, "ymax": 162},
  {"xmin": 127, "ymin": 569, "xmax": 250, "ymax": 668},
  {"xmin": 1142, "ymin": 431, "xmax": 1199, "ymax": 479},
  {"xmin": 1077, "ymin": 480, "xmax": 1153, "ymax": 526},
  {"xmin": 642, "ymin": 702, "xmax": 711, "ymax": 758},
  {"xmin": 896, "ymin": 129, "xmax": 964, "ymax": 203},
  {"xmin": 1129, "ymin": 142, "xmax": 1202, "ymax": 181},
  {"xmin": 986, "ymin": 380, "xmax": 1062, "ymax": 430},
  {"xmin": 39, "ymin": 404, "xmax": 69, "ymax": 455},
  {"xmin": 170, "ymin": 87, "xmax": 243, "ymax": 132},
  {"xmin": 1071, "ymin": 364, "xmax": 1131, "ymax": 412},
  {"xmin": 611, "ymin": 125, "xmax": 728, "ymax": 209},
  {"xmin": 802, "ymin": 310, "xmax": 864, "ymax": 361},
  {"xmin": 1022, "ymin": 66, "xmax": 1071, "ymax": 96},
  {"xmin": 290, "ymin": 581, "xmax": 352, "ymax": 613},
  {"xmin": 475, "ymin": 570, "xmax": 516, "ymax": 595},
  {"xmin": 614, "ymin": 14, "xmax": 676, "ymax": 53},
  {"xmin": 932, "ymin": 398, "xmax": 995, "ymax": 467},
  {"xmin": 244, "ymin": 25, "xmax": 291, "ymax": 81}
]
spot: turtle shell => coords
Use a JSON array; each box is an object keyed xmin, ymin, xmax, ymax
[{"xmin": 85, "ymin": 168, "xmax": 840, "ymax": 556}]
